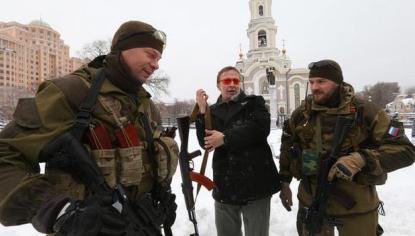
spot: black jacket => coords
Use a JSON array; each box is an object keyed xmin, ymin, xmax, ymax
[{"xmin": 196, "ymin": 91, "xmax": 280, "ymax": 204}]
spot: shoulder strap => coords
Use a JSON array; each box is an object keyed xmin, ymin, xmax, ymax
[{"xmin": 71, "ymin": 69, "xmax": 106, "ymax": 140}]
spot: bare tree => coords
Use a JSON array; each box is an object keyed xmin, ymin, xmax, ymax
[
  {"xmin": 144, "ymin": 70, "xmax": 170, "ymax": 99},
  {"xmin": 154, "ymin": 99, "xmax": 195, "ymax": 125},
  {"xmin": 405, "ymin": 86, "xmax": 415, "ymax": 96},
  {"xmin": 77, "ymin": 39, "xmax": 111, "ymax": 61},
  {"xmin": 361, "ymin": 82, "xmax": 400, "ymax": 108}
]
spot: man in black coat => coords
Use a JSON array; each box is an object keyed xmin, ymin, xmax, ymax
[{"xmin": 195, "ymin": 66, "xmax": 280, "ymax": 236}]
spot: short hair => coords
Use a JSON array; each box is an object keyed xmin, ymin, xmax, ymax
[{"xmin": 216, "ymin": 66, "xmax": 241, "ymax": 83}]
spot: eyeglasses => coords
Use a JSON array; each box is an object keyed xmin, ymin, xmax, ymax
[
  {"xmin": 220, "ymin": 78, "xmax": 241, "ymax": 86},
  {"xmin": 119, "ymin": 30, "xmax": 167, "ymax": 49}
]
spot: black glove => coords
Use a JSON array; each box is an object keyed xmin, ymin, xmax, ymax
[
  {"xmin": 53, "ymin": 195, "xmax": 126, "ymax": 236},
  {"xmin": 161, "ymin": 190, "xmax": 177, "ymax": 228}
]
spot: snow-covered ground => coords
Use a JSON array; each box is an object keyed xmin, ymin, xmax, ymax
[{"xmin": 1, "ymin": 129, "xmax": 414, "ymax": 235}]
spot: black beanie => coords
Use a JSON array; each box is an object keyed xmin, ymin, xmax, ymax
[
  {"xmin": 111, "ymin": 21, "xmax": 165, "ymax": 53},
  {"xmin": 308, "ymin": 59, "xmax": 343, "ymax": 84}
]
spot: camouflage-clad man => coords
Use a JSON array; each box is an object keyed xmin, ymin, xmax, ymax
[
  {"xmin": 0, "ymin": 21, "xmax": 178, "ymax": 235},
  {"xmin": 279, "ymin": 59, "xmax": 415, "ymax": 236}
]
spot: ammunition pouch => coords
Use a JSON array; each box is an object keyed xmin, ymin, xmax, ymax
[{"xmin": 154, "ymin": 136, "xmax": 179, "ymax": 184}]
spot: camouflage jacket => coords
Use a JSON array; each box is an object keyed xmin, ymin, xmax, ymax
[
  {"xmin": 0, "ymin": 56, "xmax": 178, "ymax": 233},
  {"xmin": 279, "ymin": 82, "xmax": 415, "ymax": 216}
]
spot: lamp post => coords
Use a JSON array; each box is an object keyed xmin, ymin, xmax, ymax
[
  {"xmin": 266, "ymin": 67, "xmax": 277, "ymax": 127},
  {"xmin": 285, "ymin": 68, "xmax": 291, "ymax": 117}
]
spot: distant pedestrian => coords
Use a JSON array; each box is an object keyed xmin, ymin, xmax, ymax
[{"xmin": 412, "ymin": 119, "xmax": 415, "ymax": 137}]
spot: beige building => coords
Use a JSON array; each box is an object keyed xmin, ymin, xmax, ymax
[{"xmin": 0, "ymin": 20, "xmax": 85, "ymax": 92}]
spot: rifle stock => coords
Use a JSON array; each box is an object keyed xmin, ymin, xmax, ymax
[
  {"xmin": 304, "ymin": 116, "xmax": 354, "ymax": 235},
  {"xmin": 177, "ymin": 116, "xmax": 201, "ymax": 236}
]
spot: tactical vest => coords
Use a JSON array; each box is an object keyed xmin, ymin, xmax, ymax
[
  {"xmin": 87, "ymin": 91, "xmax": 178, "ymax": 190},
  {"xmin": 45, "ymin": 67, "xmax": 178, "ymax": 200}
]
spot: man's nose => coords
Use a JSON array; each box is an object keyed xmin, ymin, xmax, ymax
[
  {"xmin": 310, "ymin": 83, "xmax": 319, "ymax": 91},
  {"xmin": 150, "ymin": 59, "xmax": 159, "ymax": 70}
]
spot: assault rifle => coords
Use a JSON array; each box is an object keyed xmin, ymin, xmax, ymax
[
  {"xmin": 304, "ymin": 116, "xmax": 355, "ymax": 235},
  {"xmin": 177, "ymin": 116, "xmax": 215, "ymax": 236},
  {"xmin": 41, "ymin": 132, "xmax": 163, "ymax": 236},
  {"xmin": 177, "ymin": 116, "xmax": 201, "ymax": 236}
]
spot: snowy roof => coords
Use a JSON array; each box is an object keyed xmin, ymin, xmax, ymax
[{"xmin": 400, "ymin": 98, "xmax": 415, "ymax": 106}]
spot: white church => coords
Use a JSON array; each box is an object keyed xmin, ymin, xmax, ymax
[{"xmin": 236, "ymin": 0, "xmax": 309, "ymax": 120}]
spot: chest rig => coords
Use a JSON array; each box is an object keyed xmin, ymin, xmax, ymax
[{"xmin": 73, "ymin": 70, "xmax": 178, "ymax": 194}]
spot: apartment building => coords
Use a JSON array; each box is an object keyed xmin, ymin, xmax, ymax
[{"xmin": 0, "ymin": 20, "xmax": 84, "ymax": 92}]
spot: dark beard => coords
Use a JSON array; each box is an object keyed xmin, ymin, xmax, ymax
[{"xmin": 314, "ymin": 86, "xmax": 340, "ymax": 108}]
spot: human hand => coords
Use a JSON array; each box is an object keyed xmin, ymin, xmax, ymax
[
  {"xmin": 204, "ymin": 129, "xmax": 224, "ymax": 152},
  {"xmin": 196, "ymin": 89, "xmax": 209, "ymax": 114},
  {"xmin": 328, "ymin": 152, "xmax": 366, "ymax": 181},
  {"xmin": 279, "ymin": 182, "xmax": 293, "ymax": 211}
]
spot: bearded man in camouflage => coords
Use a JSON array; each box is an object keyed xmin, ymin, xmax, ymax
[
  {"xmin": 0, "ymin": 21, "xmax": 178, "ymax": 235},
  {"xmin": 278, "ymin": 59, "xmax": 415, "ymax": 236}
]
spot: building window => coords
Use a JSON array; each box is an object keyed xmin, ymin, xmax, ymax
[
  {"xmin": 258, "ymin": 30, "xmax": 267, "ymax": 47},
  {"xmin": 294, "ymin": 84, "xmax": 300, "ymax": 108},
  {"xmin": 259, "ymin": 5, "xmax": 264, "ymax": 16}
]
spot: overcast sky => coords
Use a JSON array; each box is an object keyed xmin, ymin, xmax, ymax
[{"xmin": 2, "ymin": 0, "xmax": 415, "ymax": 102}]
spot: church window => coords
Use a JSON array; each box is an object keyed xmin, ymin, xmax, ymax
[
  {"xmin": 259, "ymin": 5, "xmax": 264, "ymax": 16},
  {"xmin": 261, "ymin": 79, "xmax": 269, "ymax": 94},
  {"xmin": 258, "ymin": 30, "xmax": 267, "ymax": 47},
  {"xmin": 294, "ymin": 84, "xmax": 300, "ymax": 108}
]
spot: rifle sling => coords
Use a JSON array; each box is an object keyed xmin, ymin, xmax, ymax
[
  {"xmin": 139, "ymin": 113, "xmax": 160, "ymax": 196},
  {"xmin": 71, "ymin": 69, "xmax": 106, "ymax": 140}
]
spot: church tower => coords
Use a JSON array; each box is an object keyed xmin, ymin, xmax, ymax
[
  {"xmin": 247, "ymin": 0, "xmax": 279, "ymax": 61},
  {"xmin": 236, "ymin": 0, "xmax": 308, "ymax": 121}
]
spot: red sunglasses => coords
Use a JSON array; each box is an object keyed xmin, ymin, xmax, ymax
[{"xmin": 220, "ymin": 78, "xmax": 241, "ymax": 85}]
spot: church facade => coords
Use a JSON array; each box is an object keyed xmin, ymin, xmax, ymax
[{"xmin": 235, "ymin": 0, "xmax": 309, "ymax": 119}]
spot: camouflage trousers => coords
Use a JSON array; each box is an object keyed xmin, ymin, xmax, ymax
[{"xmin": 296, "ymin": 205, "xmax": 379, "ymax": 236}]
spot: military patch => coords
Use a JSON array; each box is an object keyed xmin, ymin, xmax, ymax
[{"xmin": 388, "ymin": 126, "xmax": 400, "ymax": 136}]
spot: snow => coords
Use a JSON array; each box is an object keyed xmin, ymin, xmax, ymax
[{"xmin": 1, "ymin": 129, "xmax": 415, "ymax": 235}]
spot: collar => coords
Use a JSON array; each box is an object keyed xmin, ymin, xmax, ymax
[
  {"xmin": 72, "ymin": 55, "xmax": 151, "ymax": 99},
  {"xmin": 216, "ymin": 90, "xmax": 245, "ymax": 105},
  {"xmin": 104, "ymin": 52, "xmax": 144, "ymax": 94},
  {"xmin": 311, "ymin": 82, "xmax": 355, "ymax": 114}
]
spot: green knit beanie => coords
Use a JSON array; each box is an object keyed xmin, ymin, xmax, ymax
[{"xmin": 111, "ymin": 20, "xmax": 166, "ymax": 53}]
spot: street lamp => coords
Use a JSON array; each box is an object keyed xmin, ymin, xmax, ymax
[{"xmin": 285, "ymin": 68, "xmax": 291, "ymax": 116}]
